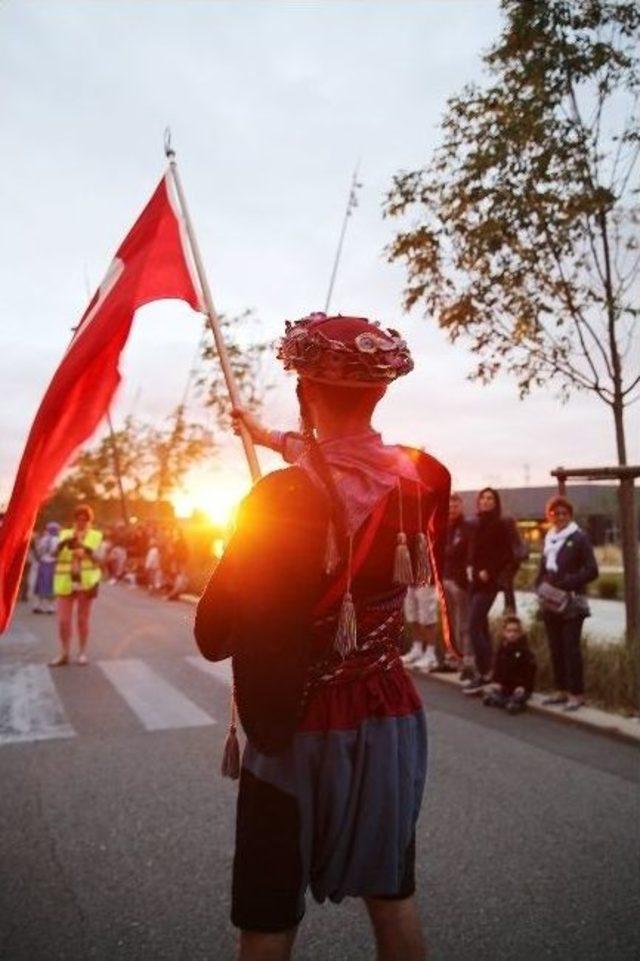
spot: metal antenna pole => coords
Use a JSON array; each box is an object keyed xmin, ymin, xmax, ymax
[
  {"xmin": 324, "ymin": 162, "xmax": 362, "ymax": 314},
  {"xmin": 164, "ymin": 130, "xmax": 261, "ymax": 482},
  {"xmin": 106, "ymin": 410, "xmax": 130, "ymax": 525},
  {"xmin": 180, "ymin": 328, "xmax": 207, "ymax": 410}
]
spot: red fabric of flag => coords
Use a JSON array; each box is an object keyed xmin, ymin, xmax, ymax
[{"xmin": 0, "ymin": 174, "xmax": 201, "ymax": 631}]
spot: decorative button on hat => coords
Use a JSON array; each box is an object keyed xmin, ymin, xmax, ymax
[{"xmin": 277, "ymin": 312, "xmax": 413, "ymax": 387}]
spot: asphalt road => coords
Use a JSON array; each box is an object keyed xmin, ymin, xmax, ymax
[{"xmin": 1, "ymin": 585, "xmax": 638, "ymax": 961}]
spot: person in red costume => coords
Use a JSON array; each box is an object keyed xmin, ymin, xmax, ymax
[{"xmin": 194, "ymin": 313, "xmax": 456, "ymax": 961}]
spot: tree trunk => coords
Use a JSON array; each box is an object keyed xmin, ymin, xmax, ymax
[
  {"xmin": 601, "ymin": 210, "xmax": 639, "ymax": 656},
  {"xmin": 611, "ymin": 400, "xmax": 639, "ymax": 684}
]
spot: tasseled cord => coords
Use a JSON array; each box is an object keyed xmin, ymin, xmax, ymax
[
  {"xmin": 324, "ymin": 519, "xmax": 341, "ymax": 574},
  {"xmin": 221, "ymin": 692, "xmax": 240, "ymax": 780},
  {"xmin": 393, "ymin": 478, "xmax": 414, "ymax": 585},
  {"xmin": 335, "ymin": 533, "xmax": 358, "ymax": 658},
  {"xmin": 414, "ymin": 480, "xmax": 431, "ymax": 586}
]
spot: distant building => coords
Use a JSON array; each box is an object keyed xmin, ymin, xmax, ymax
[{"xmin": 457, "ymin": 485, "xmax": 640, "ymax": 549}]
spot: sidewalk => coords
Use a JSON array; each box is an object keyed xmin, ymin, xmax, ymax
[
  {"xmin": 181, "ymin": 592, "xmax": 639, "ymax": 745},
  {"xmin": 417, "ymin": 666, "xmax": 640, "ymax": 745}
]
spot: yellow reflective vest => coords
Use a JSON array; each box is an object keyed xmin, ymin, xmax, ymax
[{"xmin": 53, "ymin": 527, "xmax": 103, "ymax": 596}]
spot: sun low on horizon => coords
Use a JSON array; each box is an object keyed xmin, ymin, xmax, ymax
[{"xmin": 170, "ymin": 466, "xmax": 251, "ymax": 528}]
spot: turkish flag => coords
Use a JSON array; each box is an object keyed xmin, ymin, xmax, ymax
[{"xmin": 0, "ymin": 174, "xmax": 202, "ymax": 631}]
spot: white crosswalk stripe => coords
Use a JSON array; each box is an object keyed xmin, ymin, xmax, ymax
[
  {"xmin": 99, "ymin": 658, "xmax": 216, "ymax": 731},
  {"xmin": 0, "ymin": 656, "xmax": 227, "ymax": 747},
  {"xmin": 0, "ymin": 664, "xmax": 74, "ymax": 745}
]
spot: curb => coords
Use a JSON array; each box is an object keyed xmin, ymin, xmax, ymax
[
  {"xmin": 417, "ymin": 668, "xmax": 640, "ymax": 746},
  {"xmin": 180, "ymin": 591, "xmax": 639, "ymax": 747}
]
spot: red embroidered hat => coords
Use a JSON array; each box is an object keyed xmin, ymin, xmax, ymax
[{"xmin": 277, "ymin": 312, "xmax": 413, "ymax": 387}]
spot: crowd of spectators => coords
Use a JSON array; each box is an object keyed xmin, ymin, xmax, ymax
[
  {"xmin": 402, "ymin": 487, "xmax": 598, "ymax": 714},
  {"xmin": 18, "ymin": 517, "xmax": 192, "ymax": 607},
  {"xmin": 102, "ymin": 521, "xmax": 190, "ymax": 600}
]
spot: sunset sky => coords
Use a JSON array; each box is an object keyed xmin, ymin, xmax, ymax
[{"xmin": 2, "ymin": 1, "xmax": 637, "ymax": 513}]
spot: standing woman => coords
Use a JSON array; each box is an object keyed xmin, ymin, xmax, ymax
[
  {"xmin": 536, "ymin": 496, "xmax": 598, "ymax": 711},
  {"xmin": 464, "ymin": 487, "xmax": 513, "ymax": 694},
  {"xmin": 33, "ymin": 522, "xmax": 60, "ymax": 614},
  {"xmin": 50, "ymin": 504, "xmax": 103, "ymax": 666},
  {"xmin": 195, "ymin": 313, "xmax": 456, "ymax": 961}
]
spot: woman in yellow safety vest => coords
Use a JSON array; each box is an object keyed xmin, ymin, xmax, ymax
[{"xmin": 50, "ymin": 503, "xmax": 103, "ymax": 666}]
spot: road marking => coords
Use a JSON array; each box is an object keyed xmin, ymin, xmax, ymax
[
  {"xmin": 99, "ymin": 659, "xmax": 215, "ymax": 730},
  {"xmin": 185, "ymin": 656, "xmax": 232, "ymax": 687},
  {"xmin": 0, "ymin": 664, "xmax": 75, "ymax": 745}
]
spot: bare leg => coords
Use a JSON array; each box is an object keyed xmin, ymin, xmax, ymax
[
  {"xmin": 51, "ymin": 595, "xmax": 74, "ymax": 665},
  {"xmin": 76, "ymin": 593, "xmax": 93, "ymax": 664},
  {"xmin": 237, "ymin": 927, "xmax": 298, "ymax": 961},
  {"xmin": 365, "ymin": 896, "xmax": 427, "ymax": 961}
]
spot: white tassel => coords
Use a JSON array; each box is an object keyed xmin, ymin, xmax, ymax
[
  {"xmin": 334, "ymin": 533, "xmax": 357, "ymax": 658},
  {"xmin": 393, "ymin": 532, "xmax": 414, "ymax": 585},
  {"xmin": 221, "ymin": 695, "xmax": 240, "ymax": 780},
  {"xmin": 335, "ymin": 591, "xmax": 357, "ymax": 658},
  {"xmin": 414, "ymin": 531, "xmax": 430, "ymax": 586}
]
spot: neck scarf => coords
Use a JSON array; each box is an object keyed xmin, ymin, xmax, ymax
[
  {"xmin": 284, "ymin": 430, "xmax": 423, "ymax": 535},
  {"xmin": 543, "ymin": 521, "xmax": 579, "ymax": 572}
]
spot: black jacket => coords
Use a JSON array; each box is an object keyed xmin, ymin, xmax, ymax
[
  {"xmin": 194, "ymin": 449, "xmax": 452, "ymax": 755},
  {"xmin": 443, "ymin": 517, "xmax": 471, "ymax": 589},
  {"xmin": 535, "ymin": 527, "xmax": 598, "ymax": 595},
  {"xmin": 492, "ymin": 638, "xmax": 536, "ymax": 696},
  {"xmin": 467, "ymin": 513, "xmax": 513, "ymax": 593}
]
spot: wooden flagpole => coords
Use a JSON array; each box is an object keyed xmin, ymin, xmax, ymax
[
  {"xmin": 164, "ymin": 132, "xmax": 257, "ymax": 779},
  {"xmin": 163, "ymin": 131, "xmax": 262, "ymax": 483}
]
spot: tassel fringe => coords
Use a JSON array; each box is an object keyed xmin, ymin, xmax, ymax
[
  {"xmin": 393, "ymin": 532, "xmax": 414, "ymax": 585},
  {"xmin": 335, "ymin": 591, "xmax": 357, "ymax": 658},
  {"xmin": 221, "ymin": 724, "xmax": 240, "ymax": 780},
  {"xmin": 221, "ymin": 693, "xmax": 240, "ymax": 780},
  {"xmin": 414, "ymin": 532, "xmax": 430, "ymax": 586}
]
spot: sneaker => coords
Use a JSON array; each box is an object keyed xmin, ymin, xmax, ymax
[
  {"xmin": 542, "ymin": 693, "xmax": 568, "ymax": 706},
  {"xmin": 401, "ymin": 643, "xmax": 424, "ymax": 666},
  {"xmin": 413, "ymin": 651, "xmax": 439, "ymax": 673},
  {"xmin": 563, "ymin": 698, "xmax": 584, "ymax": 713},
  {"xmin": 462, "ymin": 676, "xmax": 486, "ymax": 696},
  {"xmin": 459, "ymin": 664, "xmax": 476, "ymax": 682},
  {"xmin": 483, "ymin": 690, "xmax": 504, "ymax": 707},
  {"xmin": 506, "ymin": 698, "xmax": 526, "ymax": 715}
]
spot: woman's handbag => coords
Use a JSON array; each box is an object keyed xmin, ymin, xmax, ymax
[
  {"xmin": 536, "ymin": 581, "xmax": 569, "ymax": 614},
  {"xmin": 536, "ymin": 582, "xmax": 591, "ymax": 619}
]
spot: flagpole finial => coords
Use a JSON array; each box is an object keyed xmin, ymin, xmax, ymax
[{"xmin": 164, "ymin": 127, "xmax": 175, "ymax": 161}]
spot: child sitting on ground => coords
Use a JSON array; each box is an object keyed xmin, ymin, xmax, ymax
[{"xmin": 483, "ymin": 615, "xmax": 536, "ymax": 714}]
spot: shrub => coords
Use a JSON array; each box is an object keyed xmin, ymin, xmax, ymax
[
  {"xmin": 513, "ymin": 564, "xmax": 537, "ymax": 591},
  {"xmin": 597, "ymin": 577, "xmax": 619, "ymax": 600}
]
